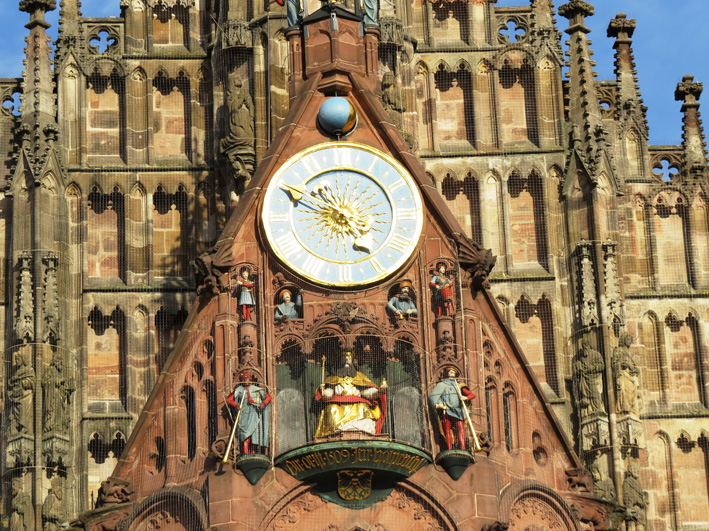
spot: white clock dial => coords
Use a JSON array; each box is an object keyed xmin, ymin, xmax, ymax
[{"xmin": 262, "ymin": 142, "xmax": 423, "ymax": 286}]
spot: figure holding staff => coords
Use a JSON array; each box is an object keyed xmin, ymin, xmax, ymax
[
  {"xmin": 429, "ymin": 366, "xmax": 481, "ymax": 451},
  {"xmin": 224, "ymin": 371, "xmax": 272, "ymax": 459}
]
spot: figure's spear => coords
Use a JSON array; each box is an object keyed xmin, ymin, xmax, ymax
[
  {"xmin": 453, "ymin": 379, "xmax": 483, "ymax": 452},
  {"xmin": 222, "ymin": 390, "xmax": 248, "ymax": 464},
  {"xmin": 321, "ymin": 355, "xmax": 326, "ymax": 389}
]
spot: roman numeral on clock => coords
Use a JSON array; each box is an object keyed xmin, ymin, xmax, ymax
[
  {"xmin": 387, "ymin": 179, "xmax": 405, "ymax": 193},
  {"xmin": 369, "ymin": 257, "xmax": 385, "ymax": 274},
  {"xmin": 301, "ymin": 254, "xmax": 325, "ymax": 278},
  {"xmin": 396, "ymin": 208, "xmax": 417, "ymax": 221},
  {"xmin": 275, "ymin": 233, "xmax": 301, "ymax": 256},
  {"xmin": 387, "ymin": 234, "xmax": 411, "ymax": 252},
  {"xmin": 338, "ymin": 264, "xmax": 353, "ymax": 283},
  {"xmin": 269, "ymin": 213, "xmax": 289, "ymax": 223}
]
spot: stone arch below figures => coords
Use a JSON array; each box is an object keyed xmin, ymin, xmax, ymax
[
  {"xmin": 259, "ymin": 484, "xmax": 457, "ymax": 531},
  {"xmin": 127, "ymin": 488, "xmax": 207, "ymax": 531},
  {"xmin": 500, "ymin": 482, "xmax": 580, "ymax": 531}
]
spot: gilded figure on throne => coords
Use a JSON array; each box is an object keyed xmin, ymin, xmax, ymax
[{"xmin": 315, "ymin": 352, "xmax": 388, "ymax": 437}]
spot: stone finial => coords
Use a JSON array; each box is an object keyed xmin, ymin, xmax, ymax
[
  {"xmin": 19, "ymin": 0, "xmax": 57, "ymax": 13},
  {"xmin": 607, "ymin": 13, "xmax": 635, "ymax": 42},
  {"xmin": 558, "ymin": 0, "xmax": 594, "ymax": 32},
  {"xmin": 674, "ymin": 75, "xmax": 707, "ymax": 170},
  {"xmin": 675, "ymin": 75, "xmax": 703, "ymax": 107}
]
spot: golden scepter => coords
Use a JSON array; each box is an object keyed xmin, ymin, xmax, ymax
[
  {"xmin": 321, "ymin": 355, "xmax": 326, "ymax": 390},
  {"xmin": 222, "ymin": 389, "xmax": 248, "ymax": 464},
  {"xmin": 453, "ymin": 378, "xmax": 483, "ymax": 452}
]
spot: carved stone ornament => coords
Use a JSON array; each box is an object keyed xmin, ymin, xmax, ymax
[
  {"xmin": 146, "ymin": 0, "xmax": 195, "ymax": 9},
  {"xmin": 329, "ymin": 302, "xmax": 360, "ymax": 333},
  {"xmin": 120, "ymin": 0, "xmax": 145, "ymax": 11},
  {"xmin": 509, "ymin": 495, "xmax": 566, "ymax": 530},
  {"xmin": 96, "ymin": 477, "xmax": 134, "ymax": 507},
  {"xmin": 8, "ymin": 350, "xmax": 36, "ymax": 436},
  {"xmin": 612, "ymin": 334, "xmax": 641, "ymax": 417},
  {"xmin": 193, "ymin": 240, "xmax": 237, "ymax": 296},
  {"xmin": 10, "ymin": 477, "xmax": 35, "ymax": 531},
  {"xmin": 379, "ymin": 17, "xmax": 404, "ymax": 47},
  {"xmin": 616, "ymin": 416, "xmax": 643, "ymax": 447},
  {"xmin": 566, "ymin": 467, "xmax": 593, "ymax": 493},
  {"xmin": 223, "ymin": 20, "xmax": 253, "ymax": 48},
  {"xmin": 573, "ymin": 338, "xmax": 606, "ymax": 419},
  {"xmin": 42, "ymin": 352, "xmax": 76, "ymax": 435},
  {"xmin": 454, "ymin": 236, "xmax": 496, "ymax": 292},
  {"xmin": 271, "ymin": 490, "xmax": 324, "ymax": 530},
  {"xmin": 622, "ymin": 466, "xmax": 647, "ymax": 529},
  {"xmin": 19, "ymin": 0, "xmax": 57, "ymax": 13},
  {"xmin": 577, "ymin": 241, "xmax": 599, "ymax": 327},
  {"xmin": 15, "ymin": 252, "xmax": 34, "ymax": 344},
  {"xmin": 579, "ymin": 416, "xmax": 610, "ymax": 454},
  {"xmin": 42, "ymin": 476, "xmax": 68, "ymax": 531},
  {"xmin": 220, "ymin": 71, "xmax": 256, "ymax": 191},
  {"xmin": 43, "ymin": 252, "xmax": 60, "ymax": 343},
  {"xmin": 602, "ymin": 240, "xmax": 625, "ymax": 328}
]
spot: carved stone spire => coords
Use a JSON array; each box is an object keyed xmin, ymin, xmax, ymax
[
  {"xmin": 530, "ymin": 0, "xmax": 562, "ymax": 57},
  {"xmin": 18, "ymin": 0, "xmax": 58, "ymax": 163},
  {"xmin": 674, "ymin": 75, "xmax": 708, "ymax": 175},
  {"xmin": 607, "ymin": 13, "xmax": 648, "ymax": 133},
  {"xmin": 56, "ymin": 0, "xmax": 83, "ymax": 67},
  {"xmin": 559, "ymin": 1, "xmax": 617, "ymax": 188}
]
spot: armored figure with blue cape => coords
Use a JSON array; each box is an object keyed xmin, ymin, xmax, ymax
[{"xmin": 226, "ymin": 370, "xmax": 272, "ymax": 454}]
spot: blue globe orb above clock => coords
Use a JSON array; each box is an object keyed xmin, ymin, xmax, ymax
[{"xmin": 318, "ymin": 97, "xmax": 357, "ymax": 136}]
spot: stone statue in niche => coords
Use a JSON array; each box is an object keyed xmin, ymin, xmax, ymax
[
  {"xmin": 10, "ymin": 477, "xmax": 35, "ymax": 531},
  {"xmin": 315, "ymin": 351, "xmax": 388, "ymax": 437},
  {"xmin": 386, "ymin": 280, "xmax": 417, "ymax": 320},
  {"xmin": 573, "ymin": 337, "xmax": 606, "ymax": 418},
  {"xmin": 429, "ymin": 366, "xmax": 476, "ymax": 450},
  {"xmin": 42, "ymin": 352, "xmax": 76, "ymax": 435},
  {"xmin": 381, "ymin": 72, "xmax": 413, "ymax": 147},
  {"xmin": 235, "ymin": 267, "xmax": 255, "ymax": 321},
  {"xmin": 220, "ymin": 72, "xmax": 255, "ymax": 191},
  {"xmin": 226, "ymin": 371, "xmax": 272, "ymax": 455},
  {"xmin": 612, "ymin": 334, "xmax": 641, "ymax": 416},
  {"xmin": 42, "ymin": 476, "xmax": 67, "ymax": 531},
  {"xmin": 589, "ymin": 463, "xmax": 616, "ymax": 502},
  {"xmin": 623, "ymin": 464, "xmax": 647, "ymax": 531},
  {"xmin": 8, "ymin": 350, "xmax": 35, "ymax": 435},
  {"xmin": 430, "ymin": 262, "xmax": 455, "ymax": 317},
  {"xmin": 275, "ymin": 289, "xmax": 302, "ymax": 322}
]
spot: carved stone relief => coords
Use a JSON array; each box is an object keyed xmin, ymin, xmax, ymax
[
  {"xmin": 15, "ymin": 252, "xmax": 34, "ymax": 344},
  {"xmin": 42, "ymin": 253, "xmax": 60, "ymax": 344},
  {"xmin": 577, "ymin": 241, "xmax": 598, "ymax": 327}
]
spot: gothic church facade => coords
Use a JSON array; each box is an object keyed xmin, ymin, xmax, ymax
[{"xmin": 1, "ymin": 0, "xmax": 708, "ymax": 530}]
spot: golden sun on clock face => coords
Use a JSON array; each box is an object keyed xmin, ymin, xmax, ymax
[{"xmin": 261, "ymin": 142, "xmax": 423, "ymax": 287}]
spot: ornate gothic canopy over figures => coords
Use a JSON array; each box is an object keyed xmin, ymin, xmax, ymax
[{"xmin": 5, "ymin": 0, "xmax": 709, "ymax": 528}]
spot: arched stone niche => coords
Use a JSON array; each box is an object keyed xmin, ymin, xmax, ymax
[
  {"xmin": 500, "ymin": 482, "xmax": 580, "ymax": 531},
  {"xmin": 127, "ymin": 488, "xmax": 208, "ymax": 531},
  {"xmin": 259, "ymin": 483, "xmax": 457, "ymax": 530}
]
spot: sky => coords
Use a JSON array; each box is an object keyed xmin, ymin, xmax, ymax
[{"xmin": 0, "ymin": 0, "xmax": 707, "ymax": 146}]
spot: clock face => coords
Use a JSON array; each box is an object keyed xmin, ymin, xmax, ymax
[{"xmin": 261, "ymin": 142, "xmax": 423, "ymax": 287}]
